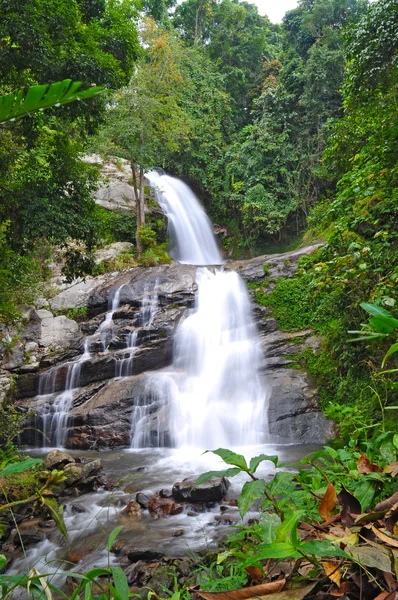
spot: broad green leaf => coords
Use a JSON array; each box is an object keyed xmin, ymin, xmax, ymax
[
  {"xmin": 249, "ymin": 454, "xmax": 278, "ymax": 473},
  {"xmin": 238, "ymin": 479, "xmax": 266, "ymax": 517},
  {"xmin": 380, "ymin": 439, "xmax": 397, "ymax": 463},
  {"xmin": 393, "ymin": 434, "xmax": 398, "ymax": 449},
  {"xmin": 112, "ymin": 567, "xmax": 128, "ymax": 600},
  {"xmin": 354, "ymin": 480, "xmax": 375, "ymax": 511},
  {"xmin": 107, "ymin": 526, "xmax": 124, "ymax": 551},
  {"xmin": 299, "ymin": 540, "xmax": 348, "ymax": 558},
  {"xmin": 209, "ymin": 448, "xmax": 248, "ymax": 470},
  {"xmin": 0, "ymin": 458, "xmax": 42, "ymax": 477},
  {"xmin": 40, "ymin": 497, "xmax": 68, "ymax": 540},
  {"xmin": 275, "ymin": 511, "xmax": 305, "ymax": 545},
  {"xmin": 321, "ymin": 446, "xmax": 338, "ymax": 459},
  {"xmin": 194, "ymin": 468, "xmax": 241, "ymax": 487},
  {"xmin": 382, "ymin": 343, "xmax": 398, "ymax": 368},
  {"xmin": 369, "ymin": 316, "xmax": 397, "ymax": 333},
  {"xmin": 268, "ymin": 471, "xmax": 296, "ymax": 496},
  {"xmin": 243, "ymin": 542, "xmax": 299, "ymax": 565},
  {"xmin": 360, "ymin": 302, "xmax": 397, "ymax": 320},
  {"xmin": 259, "ymin": 513, "xmax": 281, "ymax": 544},
  {"xmin": 0, "ymin": 554, "xmax": 6, "ymax": 570},
  {"xmin": 84, "ymin": 582, "xmax": 91, "ymax": 600},
  {"xmin": 0, "ymin": 80, "xmax": 104, "ymax": 124}
]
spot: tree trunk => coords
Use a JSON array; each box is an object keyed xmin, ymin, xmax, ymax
[{"xmin": 130, "ymin": 158, "xmax": 143, "ymax": 258}]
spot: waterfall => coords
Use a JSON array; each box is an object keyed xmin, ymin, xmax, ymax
[
  {"xmin": 146, "ymin": 171, "xmax": 222, "ymax": 265},
  {"xmin": 38, "ymin": 342, "xmax": 91, "ymax": 448},
  {"xmin": 131, "ymin": 173, "xmax": 269, "ymax": 448}
]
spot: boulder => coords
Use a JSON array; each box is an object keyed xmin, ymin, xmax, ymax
[
  {"xmin": 127, "ymin": 549, "xmax": 164, "ymax": 563},
  {"xmin": 63, "ymin": 459, "xmax": 102, "ymax": 487},
  {"xmin": 122, "ymin": 501, "xmax": 142, "ymax": 518},
  {"xmin": 148, "ymin": 494, "xmax": 184, "ymax": 517},
  {"xmin": 43, "ymin": 449, "xmax": 75, "ymax": 470},
  {"xmin": 32, "ymin": 309, "xmax": 81, "ymax": 349},
  {"xmin": 172, "ymin": 476, "xmax": 230, "ymax": 503}
]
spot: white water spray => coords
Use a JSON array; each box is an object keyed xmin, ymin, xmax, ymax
[
  {"xmin": 131, "ymin": 173, "xmax": 269, "ymax": 448},
  {"xmin": 146, "ymin": 171, "xmax": 222, "ymax": 265}
]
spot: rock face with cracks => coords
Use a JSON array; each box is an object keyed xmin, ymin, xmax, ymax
[{"xmin": 10, "ymin": 247, "xmax": 333, "ymax": 449}]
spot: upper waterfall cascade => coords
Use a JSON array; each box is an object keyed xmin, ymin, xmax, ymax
[{"xmin": 145, "ymin": 171, "xmax": 223, "ymax": 266}]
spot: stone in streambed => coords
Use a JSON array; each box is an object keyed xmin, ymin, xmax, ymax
[
  {"xmin": 43, "ymin": 449, "xmax": 75, "ymax": 470},
  {"xmin": 172, "ymin": 475, "xmax": 230, "ymax": 503},
  {"xmin": 122, "ymin": 500, "xmax": 142, "ymax": 518},
  {"xmin": 127, "ymin": 549, "xmax": 164, "ymax": 563},
  {"xmin": 63, "ymin": 459, "xmax": 102, "ymax": 487},
  {"xmin": 148, "ymin": 494, "xmax": 184, "ymax": 517},
  {"xmin": 136, "ymin": 492, "xmax": 150, "ymax": 509}
]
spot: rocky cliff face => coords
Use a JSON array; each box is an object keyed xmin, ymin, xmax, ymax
[{"xmin": 3, "ymin": 245, "xmax": 333, "ymax": 449}]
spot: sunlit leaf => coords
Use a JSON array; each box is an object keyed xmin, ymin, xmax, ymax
[
  {"xmin": 238, "ymin": 480, "xmax": 266, "ymax": 517},
  {"xmin": 319, "ymin": 482, "xmax": 337, "ymax": 521},
  {"xmin": 0, "ymin": 458, "xmax": 42, "ymax": 477},
  {"xmin": 208, "ymin": 448, "xmax": 248, "ymax": 471}
]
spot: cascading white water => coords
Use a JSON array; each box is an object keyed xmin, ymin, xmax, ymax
[
  {"xmin": 39, "ymin": 342, "xmax": 91, "ymax": 448},
  {"xmin": 99, "ymin": 286, "xmax": 123, "ymax": 352},
  {"xmin": 131, "ymin": 173, "xmax": 269, "ymax": 448},
  {"xmin": 146, "ymin": 171, "xmax": 222, "ymax": 265}
]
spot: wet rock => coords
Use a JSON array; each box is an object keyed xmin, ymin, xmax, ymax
[
  {"xmin": 123, "ymin": 501, "xmax": 142, "ymax": 518},
  {"xmin": 149, "ymin": 494, "xmax": 184, "ymax": 517},
  {"xmin": 214, "ymin": 508, "xmax": 239, "ymax": 525},
  {"xmin": 88, "ymin": 263, "xmax": 197, "ymax": 310},
  {"xmin": 159, "ymin": 488, "xmax": 173, "ymax": 498},
  {"xmin": 67, "ymin": 550, "xmax": 83, "ymax": 563},
  {"xmin": 172, "ymin": 529, "xmax": 185, "ymax": 537},
  {"xmin": 14, "ymin": 527, "xmax": 44, "ymax": 547},
  {"xmin": 63, "ymin": 459, "xmax": 103, "ymax": 487},
  {"xmin": 43, "ymin": 449, "xmax": 75, "ymax": 470},
  {"xmin": 172, "ymin": 476, "xmax": 230, "ymax": 503},
  {"xmin": 127, "ymin": 549, "xmax": 164, "ymax": 563},
  {"xmin": 136, "ymin": 493, "xmax": 150, "ymax": 509}
]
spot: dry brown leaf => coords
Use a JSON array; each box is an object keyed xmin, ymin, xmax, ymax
[
  {"xmin": 321, "ymin": 561, "xmax": 342, "ymax": 587},
  {"xmin": 246, "ymin": 567, "xmax": 263, "ymax": 584},
  {"xmin": 319, "ymin": 482, "xmax": 337, "ymax": 521},
  {"xmin": 376, "ymin": 493, "xmax": 398, "ymax": 512},
  {"xmin": 370, "ymin": 524, "xmax": 398, "ymax": 548},
  {"xmin": 357, "ymin": 453, "xmax": 383, "ymax": 474},
  {"xmin": 384, "ymin": 463, "xmax": 398, "ymax": 477},
  {"xmin": 194, "ymin": 579, "xmax": 286, "ymax": 600},
  {"xmin": 373, "ymin": 592, "xmax": 392, "ymax": 600}
]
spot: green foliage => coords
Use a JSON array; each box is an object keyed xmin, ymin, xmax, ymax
[
  {"xmin": 0, "ymin": 222, "xmax": 41, "ymax": 323},
  {"xmin": 254, "ymin": 277, "xmax": 312, "ymax": 331},
  {"xmin": 0, "ymin": 80, "xmax": 104, "ymax": 124},
  {"xmin": 95, "ymin": 206, "xmax": 137, "ymax": 244},
  {"xmin": 195, "ymin": 437, "xmax": 398, "ymax": 591}
]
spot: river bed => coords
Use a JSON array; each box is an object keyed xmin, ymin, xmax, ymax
[{"xmin": 12, "ymin": 442, "xmax": 320, "ymax": 587}]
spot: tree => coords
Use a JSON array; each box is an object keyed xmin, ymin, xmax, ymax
[{"xmin": 95, "ymin": 21, "xmax": 192, "ymax": 255}]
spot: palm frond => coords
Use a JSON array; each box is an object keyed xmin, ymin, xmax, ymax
[{"xmin": 0, "ymin": 79, "xmax": 104, "ymax": 124}]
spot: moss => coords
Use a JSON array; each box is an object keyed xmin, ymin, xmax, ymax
[
  {"xmin": 254, "ymin": 277, "xmax": 312, "ymax": 331},
  {"xmin": 263, "ymin": 262, "xmax": 269, "ymax": 276}
]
